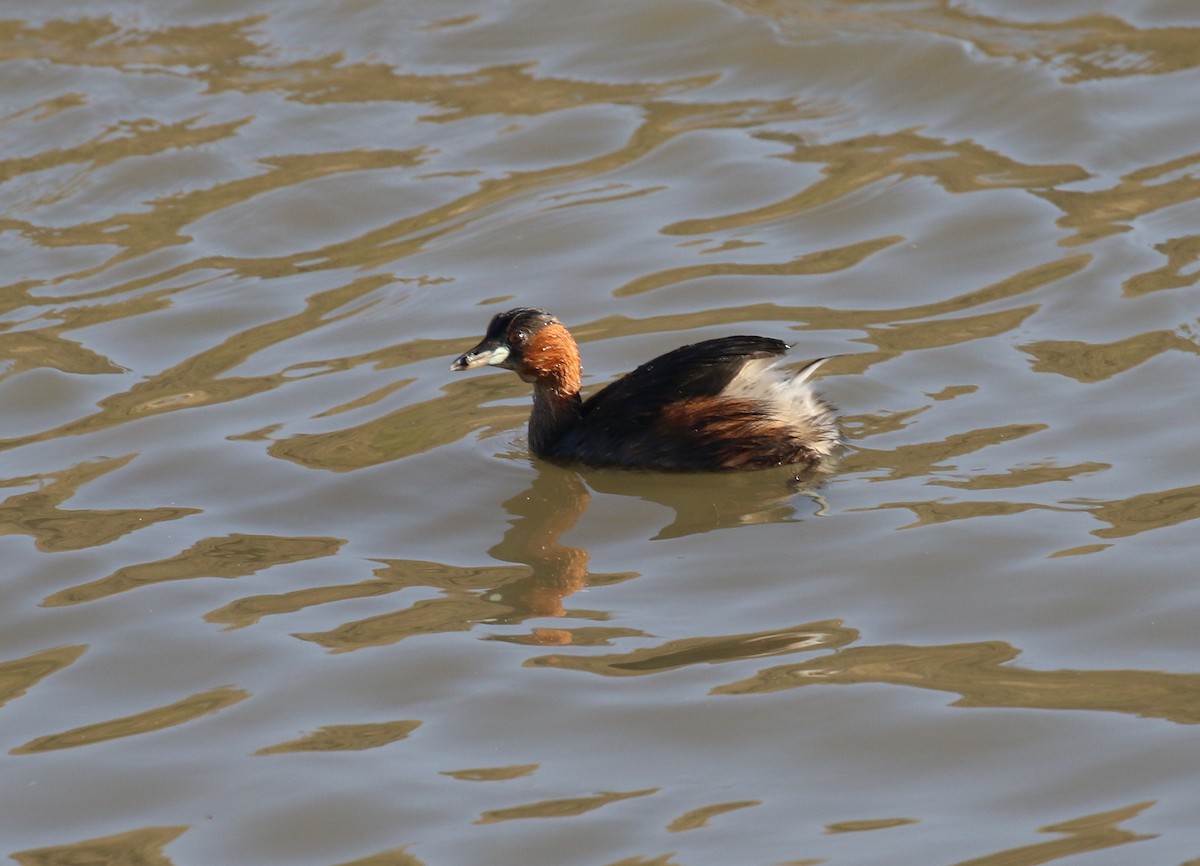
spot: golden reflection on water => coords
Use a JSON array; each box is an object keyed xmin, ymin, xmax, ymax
[
  {"xmin": 254, "ymin": 719, "xmax": 421, "ymax": 755},
  {"xmin": 713, "ymin": 640, "xmax": 1200, "ymax": 725},
  {"xmin": 0, "ymin": 326, "xmax": 124, "ymax": 377},
  {"xmin": 950, "ymin": 802, "xmax": 1155, "ymax": 866},
  {"xmin": 11, "ymin": 686, "xmax": 248, "ymax": 754},
  {"xmin": 557, "ymin": 255, "xmax": 1090, "ymax": 375},
  {"xmin": 42, "ymin": 533, "xmax": 344, "ymax": 607},
  {"xmin": 10, "ymin": 825, "xmax": 188, "ymax": 866},
  {"xmin": 664, "ymin": 128, "xmax": 1088, "ymax": 238},
  {"xmin": 528, "ymin": 621, "xmax": 856, "ymax": 675},
  {"xmin": 0, "ymin": 645, "xmax": 86, "ymax": 708},
  {"xmin": 35, "ymin": 147, "xmax": 428, "ymax": 271},
  {"xmin": 0, "ymin": 26, "xmax": 849, "ymax": 290},
  {"xmin": 667, "ymin": 800, "xmax": 761, "ymax": 833},
  {"xmin": 294, "ymin": 593, "xmax": 517, "ymax": 651},
  {"xmin": 269, "ymin": 376, "xmax": 525, "ymax": 470},
  {"xmin": 845, "ymin": 423, "xmax": 1047, "ymax": 481},
  {"xmin": 439, "ymin": 518, "xmax": 1200, "ymax": 724},
  {"xmin": 0, "ymin": 111, "xmax": 249, "ymax": 227},
  {"xmin": 0, "ymin": 456, "xmax": 198, "ymax": 551},
  {"xmin": 1023, "ymin": 328, "xmax": 1200, "ymax": 383},
  {"xmin": 722, "ymin": 3, "xmax": 1200, "ymax": 311},
  {"xmin": 215, "ymin": 558, "xmax": 524, "ymax": 640},
  {"xmin": 475, "ymin": 787, "xmax": 659, "ymax": 825},
  {"xmin": 826, "ymin": 817, "xmax": 917, "ymax": 834},
  {"xmin": 735, "ymin": 1, "xmax": 1200, "ymax": 82},
  {"xmin": 1071, "ymin": 483, "xmax": 1200, "ymax": 539},
  {"xmin": 332, "ymin": 846, "xmax": 427, "ymax": 866},
  {"xmin": 860, "ymin": 482, "xmax": 1200, "ymax": 543},
  {"xmin": 1, "ymin": 276, "xmax": 396, "ymax": 452},
  {"xmin": 0, "ymin": 17, "xmax": 262, "ymax": 72},
  {"xmin": 865, "ymin": 497, "xmax": 1056, "ymax": 531},
  {"xmin": 584, "ymin": 466, "xmax": 829, "ymax": 539},
  {"xmin": 1124, "ymin": 234, "xmax": 1200, "ymax": 298},
  {"xmin": 1039, "ymin": 153, "xmax": 1200, "ymax": 247},
  {"xmin": 928, "ymin": 461, "xmax": 1109, "ymax": 490},
  {"xmin": 612, "ymin": 235, "xmax": 903, "ymax": 297},
  {"xmin": 442, "ymin": 763, "xmax": 539, "ymax": 782}
]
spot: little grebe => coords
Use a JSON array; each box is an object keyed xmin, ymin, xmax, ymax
[{"xmin": 451, "ymin": 308, "xmax": 840, "ymax": 471}]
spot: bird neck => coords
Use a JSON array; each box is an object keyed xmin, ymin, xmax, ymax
[
  {"xmin": 523, "ymin": 323, "xmax": 584, "ymax": 454},
  {"xmin": 529, "ymin": 386, "xmax": 583, "ymax": 454}
]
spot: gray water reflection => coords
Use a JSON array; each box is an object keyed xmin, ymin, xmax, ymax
[{"xmin": 3, "ymin": 0, "xmax": 1200, "ymax": 863}]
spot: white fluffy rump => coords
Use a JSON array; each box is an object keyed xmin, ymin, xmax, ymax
[{"xmin": 720, "ymin": 356, "xmax": 840, "ymax": 456}]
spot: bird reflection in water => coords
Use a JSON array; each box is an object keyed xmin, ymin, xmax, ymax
[
  {"xmin": 268, "ymin": 463, "xmax": 832, "ymax": 651},
  {"xmin": 480, "ymin": 465, "xmax": 598, "ymax": 645},
  {"xmin": 480, "ymin": 461, "xmax": 832, "ymax": 645}
]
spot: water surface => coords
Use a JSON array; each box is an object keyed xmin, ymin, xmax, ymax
[{"xmin": 2, "ymin": 1, "xmax": 1199, "ymax": 864}]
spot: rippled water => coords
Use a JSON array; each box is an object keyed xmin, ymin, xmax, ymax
[{"xmin": 2, "ymin": 1, "xmax": 1199, "ymax": 863}]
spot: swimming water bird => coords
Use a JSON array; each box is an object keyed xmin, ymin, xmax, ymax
[{"xmin": 451, "ymin": 308, "xmax": 840, "ymax": 471}]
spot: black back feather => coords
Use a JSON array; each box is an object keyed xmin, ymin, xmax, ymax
[
  {"xmin": 583, "ymin": 336, "xmax": 787, "ymax": 414},
  {"xmin": 547, "ymin": 336, "xmax": 789, "ymax": 468}
]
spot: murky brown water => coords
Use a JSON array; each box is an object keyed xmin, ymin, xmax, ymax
[{"xmin": 2, "ymin": 1, "xmax": 1199, "ymax": 863}]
